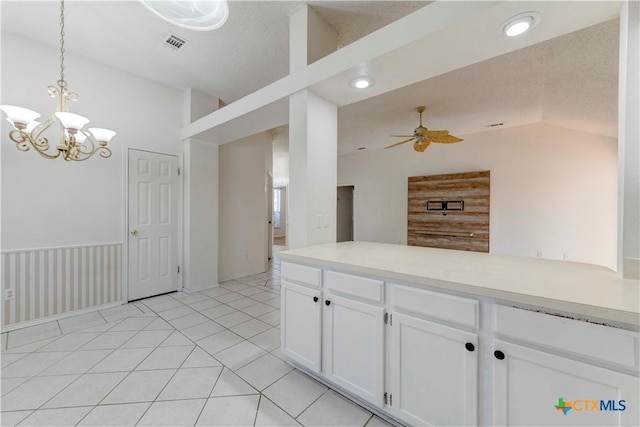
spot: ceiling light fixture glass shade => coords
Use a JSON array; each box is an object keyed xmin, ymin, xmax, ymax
[
  {"xmin": 501, "ymin": 12, "xmax": 540, "ymax": 37},
  {"xmin": 141, "ymin": 0, "xmax": 229, "ymax": 31},
  {"xmin": 0, "ymin": 0, "xmax": 115, "ymax": 161}
]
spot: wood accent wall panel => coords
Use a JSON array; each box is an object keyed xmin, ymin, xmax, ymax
[{"xmin": 408, "ymin": 171, "xmax": 490, "ymax": 252}]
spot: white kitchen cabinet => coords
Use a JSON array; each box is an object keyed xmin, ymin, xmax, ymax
[
  {"xmin": 322, "ymin": 293, "xmax": 385, "ymax": 407},
  {"xmin": 281, "ymin": 281, "xmax": 322, "ymax": 373},
  {"xmin": 389, "ymin": 312, "xmax": 478, "ymax": 426},
  {"xmin": 493, "ymin": 340, "xmax": 639, "ymax": 427}
]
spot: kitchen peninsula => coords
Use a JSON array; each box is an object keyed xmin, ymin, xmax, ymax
[{"xmin": 279, "ymin": 242, "xmax": 639, "ymax": 426}]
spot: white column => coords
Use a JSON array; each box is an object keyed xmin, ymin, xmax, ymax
[
  {"xmin": 618, "ymin": 1, "xmax": 639, "ymax": 279},
  {"xmin": 289, "ymin": 90, "xmax": 337, "ymax": 249},
  {"xmin": 182, "ymin": 89, "xmax": 220, "ymax": 291},
  {"xmin": 288, "ymin": 5, "xmax": 338, "ymax": 250}
]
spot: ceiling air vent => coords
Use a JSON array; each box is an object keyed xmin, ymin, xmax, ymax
[{"xmin": 164, "ymin": 34, "xmax": 188, "ymax": 51}]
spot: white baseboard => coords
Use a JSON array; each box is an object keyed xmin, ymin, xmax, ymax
[
  {"xmin": 1, "ymin": 301, "xmax": 125, "ymax": 333},
  {"xmin": 181, "ymin": 283, "xmax": 221, "ymax": 294}
]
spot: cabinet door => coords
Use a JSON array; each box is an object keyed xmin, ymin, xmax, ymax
[
  {"xmin": 323, "ymin": 294, "xmax": 385, "ymax": 406},
  {"xmin": 494, "ymin": 340, "xmax": 639, "ymax": 427},
  {"xmin": 281, "ymin": 281, "xmax": 322, "ymax": 373},
  {"xmin": 390, "ymin": 313, "xmax": 478, "ymax": 426}
]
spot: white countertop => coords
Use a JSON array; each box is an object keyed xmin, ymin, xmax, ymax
[{"xmin": 279, "ymin": 242, "xmax": 640, "ymax": 326}]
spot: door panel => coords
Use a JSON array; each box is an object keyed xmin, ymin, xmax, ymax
[
  {"xmin": 390, "ymin": 313, "xmax": 478, "ymax": 426},
  {"xmin": 281, "ymin": 281, "xmax": 322, "ymax": 372},
  {"xmin": 494, "ymin": 340, "xmax": 639, "ymax": 427},
  {"xmin": 128, "ymin": 150, "xmax": 179, "ymax": 301},
  {"xmin": 324, "ymin": 294, "xmax": 385, "ymax": 406}
]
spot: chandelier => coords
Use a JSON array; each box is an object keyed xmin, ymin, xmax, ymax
[{"xmin": 0, "ymin": 0, "xmax": 115, "ymax": 161}]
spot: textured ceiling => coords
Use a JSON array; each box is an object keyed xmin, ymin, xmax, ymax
[
  {"xmin": 337, "ymin": 18, "xmax": 619, "ymax": 154},
  {"xmin": 1, "ymin": 1, "xmax": 619, "ymax": 157},
  {"xmin": 1, "ymin": 1, "xmax": 425, "ymax": 104}
]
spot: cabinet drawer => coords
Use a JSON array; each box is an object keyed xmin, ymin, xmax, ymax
[
  {"xmin": 281, "ymin": 262, "xmax": 321, "ymax": 288},
  {"xmin": 325, "ymin": 271, "xmax": 384, "ymax": 303},
  {"xmin": 494, "ymin": 305, "xmax": 640, "ymax": 370},
  {"xmin": 392, "ymin": 284, "xmax": 479, "ymax": 328}
]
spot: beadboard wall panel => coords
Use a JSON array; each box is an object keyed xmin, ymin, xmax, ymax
[{"xmin": 2, "ymin": 243, "xmax": 122, "ymax": 327}]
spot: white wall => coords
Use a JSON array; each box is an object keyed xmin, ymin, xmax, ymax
[
  {"xmin": 218, "ymin": 132, "xmax": 272, "ymax": 281},
  {"xmin": 1, "ymin": 35, "xmax": 183, "ymax": 251},
  {"xmin": 338, "ymin": 123, "xmax": 618, "ymax": 270},
  {"xmin": 619, "ymin": 0, "xmax": 639, "ymax": 279},
  {"xmin": 183, "ymin": 139, "xmax": 219, "ymax": 291}
]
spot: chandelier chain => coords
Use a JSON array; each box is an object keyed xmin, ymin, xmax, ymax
[{"xmin": 58, "ymin": 0, "xmax": 66, "ymax": 89}]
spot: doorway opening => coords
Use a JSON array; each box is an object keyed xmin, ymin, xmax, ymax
[
  {"xmin": 273, "ymin": 186, "xmax": 287, "ymax": 247},
  {"xmin": 337, "ymin": 186, "xmax": 354, "ymax": 242}
]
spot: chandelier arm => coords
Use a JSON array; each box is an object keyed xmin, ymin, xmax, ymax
[{"xmin": 8, "ymin": 129, "xmax": 62, "ymax": 160}]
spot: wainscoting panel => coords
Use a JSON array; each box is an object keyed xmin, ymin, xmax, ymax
[{"xmin": 2, "ymin": 243, "xmax": 122, "ymax": 327}]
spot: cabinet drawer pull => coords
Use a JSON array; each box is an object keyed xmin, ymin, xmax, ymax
[
  {"xmin": 313, "ymin": 296, "xmax": 319, "ymax": 303},
  {"xmin": 494, "ymin": 350, "xmax": 505, "ymax": 360},
  {"xmin": 465, "ymin": 342, "xmax": 475, "ymax": 352},
  {"xmin": 325, "ymin": 300, "xmax": 331, "ymax": 306}
]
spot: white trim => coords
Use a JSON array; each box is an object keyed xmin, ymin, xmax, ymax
[
  {"xmin": 1, "ymin": 242, "xmax": 123, "ymax": 254},
  {"xmin": 181, "ymin": 282, "xmax": 221, "ymax": 294},
  {"xmin": 1, "ymin": 300, "xmax": 124, "ymax": 333},
  {"xmin": 125, "ymin": 148, "xmax": 184, "ymax": 303}
]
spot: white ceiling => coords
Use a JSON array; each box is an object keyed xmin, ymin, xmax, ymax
[
  {"xmin": 1, "ymin": 1, "xmax": 620, "ymax": 156},
  {"xmin": 1, "ymin": 1, "xmax": 426, "ymax": 104}
]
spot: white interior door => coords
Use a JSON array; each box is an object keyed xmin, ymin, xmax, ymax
[{"xmin": 128, "ymin": 150, "xmax": 179, "ymax": 301}]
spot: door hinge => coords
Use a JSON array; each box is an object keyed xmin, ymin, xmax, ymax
[
  {"xmin": 390, "ymin": 314, "xmax": 392, "ymax": 326},
  {"xmin": 384, "ymin": 312, "xmax": 388, "ymax": 324},
  {"xmin": 384, "ymin": 392, "xmax": 388, "ymax": 405},
  {"xmin": 177, "ymin": 266, "xmax": 180, "ymax": 273},
  {"xmin": 178, "ymin": 168, "xmax": 181, "ymax": 176},
  {"xmin": 390, "ymin": 394, "xmax": 392, "ymax": 406}
]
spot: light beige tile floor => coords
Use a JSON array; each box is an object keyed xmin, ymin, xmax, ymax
[{"xmin": 0, "ymin": 252, "xmax": 395, "ymax": 427}]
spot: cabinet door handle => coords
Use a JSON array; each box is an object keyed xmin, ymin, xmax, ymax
[
  {"xmin": 325, "ymin": 300, "xmax": 331, "ymax": 306},
  {"xmin": 465, "ymin": 342, "xmax": 475, "ymax": 352},
  {"xmin": 494, "ymin": 350, "xmax": 505, "ymax": 360},
  {"xmin": 313, "ymin": 296, "xmax": 319, "ymax": 302}
]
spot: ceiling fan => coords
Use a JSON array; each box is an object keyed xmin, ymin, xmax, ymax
[{"xmin": 386, "ymin": 106, "xmax": 463, "ymax": 152}]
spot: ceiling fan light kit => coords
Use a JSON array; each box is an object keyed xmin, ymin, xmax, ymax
[
  {"xmin": 386, "ymin": 106, "xmax": 463, "ymax": 153},
  {"xmin": 0, "ymin": 0, "xmax": 116, "ymax": 161}
]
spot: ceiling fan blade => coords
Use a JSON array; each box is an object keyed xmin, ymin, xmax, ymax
[
  {"xmin": 413, "ymin": 140, "xmax": 431, "ymax": 152},
  {"xmin": 422, "ymin": 129, "xmax": 450, "ymax": 137},
  {"xmin": 385, "ymin": 137, "xmax": 415, "ymax": 149},
  {"xmin": 390, "ymin": 134, "xmax": 415, "ymax": 137},
  {"xmin": 429, "ymin": 134, "xmax": 464, "ymax": 144}
]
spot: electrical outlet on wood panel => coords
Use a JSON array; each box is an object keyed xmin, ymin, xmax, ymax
[{"xmin": 4, "ymin": 288, "xmax": 15, "ymax": 300}]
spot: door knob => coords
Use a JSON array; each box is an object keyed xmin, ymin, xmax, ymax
[{"xmin": 130, "ymin": 230, "xmax": 138, "ymax": 236}]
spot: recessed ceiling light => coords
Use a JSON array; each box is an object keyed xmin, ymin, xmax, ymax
[
  {"xmin": 501, "ymin": 12, "xmax": 540, "ymax": 37},
  {"xmin": 350, "ymin": 77, "xmax": 374, "ymax": 90}
]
